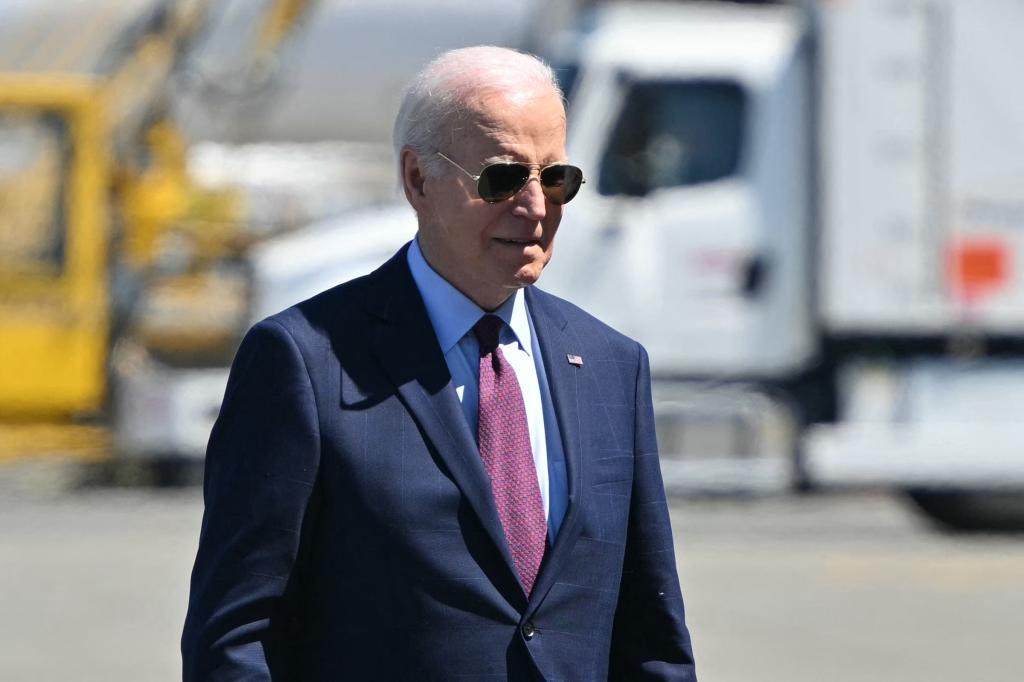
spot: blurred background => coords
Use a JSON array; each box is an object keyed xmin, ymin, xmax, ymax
[{"xmin": 1, "ymin": 0, "xmax": 1022, "ymax": 679}]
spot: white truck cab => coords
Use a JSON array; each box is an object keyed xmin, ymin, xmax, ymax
[
  {"xmin": 545, "ymin": 2, "xmax": 814, "ymax": 378},
  {"xmin": 542, "ymin": 2, "xmax": 814, "ymax": 494}
]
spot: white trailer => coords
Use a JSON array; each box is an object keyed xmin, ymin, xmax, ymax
[
  {"xmin": 810, "ymin": 0, "xmax": 1024, "ymax": 528},
  {"xmin": 542, "ymin": 0, "xmax": 1024, "ymax": 527}
]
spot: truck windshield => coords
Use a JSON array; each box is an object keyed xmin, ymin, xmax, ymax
[{"xmin": 598, "ymin": 79, "xmax": 746, "ymax": 196}]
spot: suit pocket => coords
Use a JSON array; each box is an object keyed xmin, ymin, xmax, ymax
[{"xmin": 590, "ymin": 454, "xmax": 633, "ymax": 487}]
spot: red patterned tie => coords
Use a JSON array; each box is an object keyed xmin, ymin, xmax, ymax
[{"xmin": 474, "ymin": 314, "xmax": 547, "ymax": 596}]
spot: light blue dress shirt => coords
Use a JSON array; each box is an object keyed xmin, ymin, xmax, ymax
[{"xmin": 407, "ymin": 238, "xmax": 568, "ymax": 541}]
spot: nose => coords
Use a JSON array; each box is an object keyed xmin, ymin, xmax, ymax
[{"xmin": 510, "ymin": 174, "xmax": 547, "ymax": 221}]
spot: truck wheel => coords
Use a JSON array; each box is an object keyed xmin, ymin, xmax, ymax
[{"xmin": 904, "ymin": 489, "xmax": 1024, "ymax": 532}]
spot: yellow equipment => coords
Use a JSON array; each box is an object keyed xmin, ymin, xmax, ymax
[{"xmin": 0, "ymin": 0, "xmax": 315, "ymax": 460}]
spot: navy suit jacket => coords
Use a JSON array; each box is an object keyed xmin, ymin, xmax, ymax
[{"xmin": 182, "ymin": 245, "xmax": 696, "ymax": 680}]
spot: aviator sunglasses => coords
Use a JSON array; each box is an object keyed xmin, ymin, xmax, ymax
[{"xmin": 436, "ymin": 152, "xmax": 585, "ymax": 205}]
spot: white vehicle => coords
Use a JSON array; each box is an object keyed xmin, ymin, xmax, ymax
[{"xmin": 541, "ymin": 0, "xmax": 1024, "ymax": 528}]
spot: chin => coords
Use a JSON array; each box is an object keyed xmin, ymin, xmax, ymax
[{"xmin": 513, "ymin": 264, "xmax": 545, "ymax": 287}]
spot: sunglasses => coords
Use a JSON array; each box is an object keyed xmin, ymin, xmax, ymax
[{"xmin": 436, "ymin": 152, "xmax": 585, "ymax": 205}]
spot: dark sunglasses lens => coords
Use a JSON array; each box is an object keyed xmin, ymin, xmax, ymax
[
  {"xmin": 478, "ymin": 164, "xmax": 530, "ymax": 202},
  {"xmin": 540, "ymin": 165, "xmax": 584, "ymax": 205}
]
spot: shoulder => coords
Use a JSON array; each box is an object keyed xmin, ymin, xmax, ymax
[
  {"xmin": 240, "ymin": 277, "xmax": 363, "ymax": 367},
  {"xmin": 265, "ymin": 275, "xmax": 371, "ymax": 341},
  {"xmin": 252, "ymin": 246, "xmax": 407, "ymax": 354}
]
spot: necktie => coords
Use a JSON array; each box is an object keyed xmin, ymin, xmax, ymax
[{"xmin": 474, "ymin": 314, "xmax": 547, "ymax": 596}]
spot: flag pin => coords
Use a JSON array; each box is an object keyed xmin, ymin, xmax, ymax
[{"xmin": 567, "ymin": 354, "xmax": 583, "ymax": 366}]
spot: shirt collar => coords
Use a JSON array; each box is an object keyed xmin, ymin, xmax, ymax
[{"xmin": 406, "ymin": 237, "xmax": 533, "ymax": 356}]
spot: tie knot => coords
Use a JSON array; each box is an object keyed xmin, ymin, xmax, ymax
[{"xmin": 473, "ymin": 314, "xmax": 505, "ymax": 355}]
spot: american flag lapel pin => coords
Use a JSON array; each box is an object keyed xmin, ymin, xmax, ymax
[{"xmin": 566, "ymin": 354, "xmax": 584, "ymax": 367}]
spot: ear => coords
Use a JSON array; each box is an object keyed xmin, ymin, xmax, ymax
[{"xmin": 400, "ymin": 147, "xmax": 430, "ymax": 211}]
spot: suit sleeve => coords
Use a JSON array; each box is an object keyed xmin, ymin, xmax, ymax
[
  {"xmin": 609, "ymin": 343, "xmax": 697, "ymax": 681},
  {"xmin": 181, "ymin": 319, "xmax": 321, "ymax": 681}
]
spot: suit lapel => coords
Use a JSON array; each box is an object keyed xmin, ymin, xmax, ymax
[
  {"xmin": 365, "ymin": 247, "xmax": 525, "ymax": 606},
  {"xmin": 524, "ymin": 287, "xmax": 586, "ymax": 609}
]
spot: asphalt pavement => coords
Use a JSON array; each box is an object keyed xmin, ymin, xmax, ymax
[{"xmin": 1, "ymin": 478, "xmax": 1021, "ymax": 681}]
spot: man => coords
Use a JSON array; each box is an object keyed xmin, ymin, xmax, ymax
[{"xmin": 182, "ymin": 46, "xmax": 696, "ymax": 680}]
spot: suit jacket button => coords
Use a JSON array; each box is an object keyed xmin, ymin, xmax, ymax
[{"xmin": 521, "ymin": 622, "xmax": 536, "ymax": 640}]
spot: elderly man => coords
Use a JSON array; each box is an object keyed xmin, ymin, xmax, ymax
[{"xmin": 182, "ymin": 46, "xmax": 696, "ymax": 680}]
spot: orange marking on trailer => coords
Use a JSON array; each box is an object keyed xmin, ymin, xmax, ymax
[{"xmin": 947, "ymin": 238, "xmax": 1010, "ymax": 301}]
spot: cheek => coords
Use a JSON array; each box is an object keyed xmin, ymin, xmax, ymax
[
  {"xmin": 443, "ymin": 207, "xmax": 492, "ymax": 246},
  {"xmin": 543, "ymin": 212, "xmax": 562, "ymax": 243},
  {"xmin": 477, "ymin": 206, "xmax": 515, "ymax": 237}
]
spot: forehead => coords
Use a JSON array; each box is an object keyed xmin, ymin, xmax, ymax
[{"xmin": 457, "ymin": 90, "xmax": 566, "ymax": 161}]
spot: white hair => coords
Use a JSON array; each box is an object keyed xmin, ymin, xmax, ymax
[{"xmin": 393, "ymin": 46, "xmax": 564, "ymax": 181}]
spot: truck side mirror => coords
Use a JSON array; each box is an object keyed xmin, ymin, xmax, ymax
[{"xmin": 742, "ymin": 254, "xmax": 769, "ymax": 298}]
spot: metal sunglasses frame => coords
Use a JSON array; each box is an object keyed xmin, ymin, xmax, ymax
[{"xmin": 435, "ymin": 151, "xmax": 585, "ymax": 204}]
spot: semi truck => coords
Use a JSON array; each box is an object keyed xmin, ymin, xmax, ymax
[{"xmin": 538, "ymin": 0, "xmax": 1024, "ymax": 528}]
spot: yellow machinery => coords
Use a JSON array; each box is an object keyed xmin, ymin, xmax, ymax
[{"xmin": 0, "ymin": 0, "xmax": 315, "ymax": 460}]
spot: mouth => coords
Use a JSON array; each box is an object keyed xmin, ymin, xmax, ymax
[{"xmin": 495, "ymin": 238, "xmax": 540, "ymax": 246}]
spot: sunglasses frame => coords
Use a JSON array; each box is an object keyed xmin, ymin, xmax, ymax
[{"xmin": 436, "ymin": 152, "xmax": 585, "ymax": 205}]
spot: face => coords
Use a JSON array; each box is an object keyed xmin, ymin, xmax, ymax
[{"xmin": 404, "ymin": 88, "xmax": 568, "ymax": 311}]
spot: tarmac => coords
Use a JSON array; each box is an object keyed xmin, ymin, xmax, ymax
[{"xmin": 1, "ymin": 462, "xmax": 1021, "ymax": 681}]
